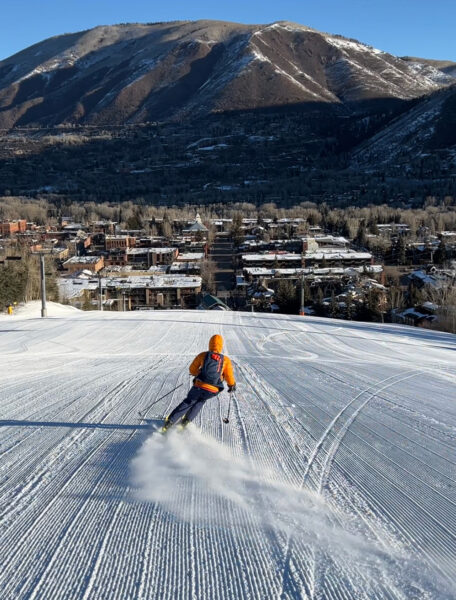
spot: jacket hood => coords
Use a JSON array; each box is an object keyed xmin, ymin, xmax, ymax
[{"xmin": 209, "ymin": 334, "xmax": 223, "ymax": 353}]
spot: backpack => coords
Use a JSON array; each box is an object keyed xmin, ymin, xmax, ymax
[{"xmin": 198, "ymin": 351, "xmax": 225, "ymax": 390}]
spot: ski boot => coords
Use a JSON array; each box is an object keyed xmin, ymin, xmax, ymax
[
  {"xmin": 159, "ymin": 417, "xmax": 172, "ymax": 434},
  {"xmin": 176, "ymin": 417, "xmax": 190, "ymax": 432}
]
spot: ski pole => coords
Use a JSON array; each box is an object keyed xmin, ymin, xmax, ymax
[
  {"xmin": 223, "ymin": 391, "xmax": 233, "ymax": 424},
  {"xmin": 138, "ymin": 383, "xmax": 184, "ymax": 417}
]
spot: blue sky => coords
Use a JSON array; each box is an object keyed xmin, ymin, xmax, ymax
[{"xmin": 1, "ymin": 0, "xmax": 455, "ymax": 62}]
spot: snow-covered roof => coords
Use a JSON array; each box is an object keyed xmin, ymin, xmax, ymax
[
  {"xmin": 58, "ymin": 278, "xmax": 99, "ymax": 299},
  {"xmin": 244, "ymin": 265, "xmax": 383, "ymax": 276},
  {"xmin": 304, "ymin": 251, "xmax": 372, "ymax": 260},
  {"xmin": 59, "ymin": 274, "xmax": 202, "ymax": 298},
  {"xmin": 147, "ymin": 265, "xmax": 169, "ymax": 274},
  {"xmin": 63, "ymin": 223, "xmax": 85, "ymax": 230},
  {"xmin": 242, "ymin": 253, "xmax": 302, "ymax": 262},
  {"xmin": 421, "ymin": 301, "xmax": 439, "ymax": 311},
  {"xmin": 397, "ymin": 308, "xmax": 437, "ymax": 322},
  {"xmin": 170, "ymin": 262, "xmax": 201, "ymax": 272},
  {"xmin": 63, "ymin": 269, "xmax": 95, "ymax": 279},
  {"xmin": 104, "ymin": 275, "xmax": 202, "ymax": 290},
  {"xmin": 63, "ymin": 256, "xmax": 102, "ymax": 265},
  {"xmin": 176, "ymin": 253, "xmax": 204, "ymax": 261},
  {"xmin": 277, "ymin": 218, "xmax": 305, "ymax": 224},
  {"xmin": 410, "ymin": 270, "xmax": 438, "ymax": 286},
  {"xmin": 183, "ymin": 214, "xmax": 208, "ymax": 232},
  {"xmin": 241, "ymin": 238, "xmax": 297, "ymax": 248},
  {"xmin": 184, "ymin": 222, "xmax": 208, "ymax": 232},
  {"xmin": 244, "ymin": 268, "xmax": 276, "ymax": 276},
  {"xmin": 126, "ymin": 247, "xmax": 176, "ymax": 255},
  {"xmin": 313, "ymin": 235, "xmax": 349, "ymax": 245}
]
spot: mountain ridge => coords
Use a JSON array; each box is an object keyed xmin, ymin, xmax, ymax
[{"xmin": 0, "ymin": 20, "xmax": 454, "ymax": 129}]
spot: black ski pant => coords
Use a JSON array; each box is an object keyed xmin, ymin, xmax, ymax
[{"xmin": 167, "ymin": 386, "xmax": 218, "ymax": 424}]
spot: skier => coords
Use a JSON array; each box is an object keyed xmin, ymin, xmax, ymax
[{"xmin": 161, "ymin": 334, "xmax": 236, "ymax": 432}]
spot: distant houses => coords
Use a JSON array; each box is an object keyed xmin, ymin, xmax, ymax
[{"xmin": 1, "ymin": 210, "xmax": 455, "ymax": 330}]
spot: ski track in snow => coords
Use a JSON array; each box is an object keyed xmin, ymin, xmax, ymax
[{"xmin": 0, "ymin": 307, "xmax": 455, "ymax": 599}]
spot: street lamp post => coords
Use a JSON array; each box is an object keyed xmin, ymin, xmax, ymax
[
  {"xmin": 299, "ymin": 273, "xmax": 305, "ymax": 316},
  {"xmin": 40, "ymin": 253, "xmax": 47, "ymax": 318},
  {"xmin": 98, "ymin": 274, "xmax": 103, "ymax": 311}
]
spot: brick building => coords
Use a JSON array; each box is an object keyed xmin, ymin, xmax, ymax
[
  {"xmin": 126, "ymin": 247, "xmax": 178, "ymax": 268},
  {"xmin": 63, "ymin": 256, "xmax": 104, "ymax": 274},
  {"xmin": 0, "ymin": 220, "xmax": 27, "ymax": 236},
  {"xmin": 105, "ymin": 235, "xmax": 136, "ymax": 250}
]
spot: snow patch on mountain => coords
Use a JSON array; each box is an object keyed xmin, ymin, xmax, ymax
[
  {"xmin": 327, "ymin": 36, "xmax": 377, "ymax": 54},
  {"xmin": 17, "ymin": 53, "xmax": 78, "ymax": 82},
  {"xmin": 406, "ymin": 61, "xmax": 455, "ymax": 85}
]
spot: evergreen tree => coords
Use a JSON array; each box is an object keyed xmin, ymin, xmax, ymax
[
  {"xmin": 433, "ymin": 241, "xmax": 448, "ymax": 265},
  {"xmin": 339, "ymin": 219, "xmax": 351, "ymax": 238},
  {"xmin": 355, "ymin": 221, "xmax": 368, "ymax": 247},
  {"xmin": 275, "ymin": 279, "xmax": 298, "ymax": 314},
  {"xmin": 230, "ymin": 213, "xmax": 244, "ymax": 247},
  {"xmin": 126, "ymin": 208, "xmax": 143, "ymax": 230},
  {"xmin": 346, "ymin": 294, "xmax": 355, "ymax": 320},
  {"xmin": 368, "ymin": 217, "xmax": 379, "ymax": 235},
  {"xmin": 330, "ymin": 292, "xmax": 339, "ymax": 318},
  {"xmin": 313, "ymin": 287, "xmax": 326, "ymax": 317},
  {"xmin": 408, "ymin": 282, "xmax": 422, "ymax": 307},
  {"xmin": 0, "ymin": 261, "xmax": 27, "ymax": 306},
  {"xmin": 396, "ymin": 236, "xmax": 407, "ymax": 265}
]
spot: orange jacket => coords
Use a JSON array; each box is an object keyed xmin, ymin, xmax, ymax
[{"xmin": 189, "ymin": 334, "xmax": 236, "ymax": 393}]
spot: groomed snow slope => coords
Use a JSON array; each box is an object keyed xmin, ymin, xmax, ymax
[{"xmin": 0, "ymin": 307, "xmax": 455, "ymax": 599}]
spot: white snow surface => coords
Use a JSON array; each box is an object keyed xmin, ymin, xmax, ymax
[{"xmin": 1, "ymin": 306, "xmax": 456, "ymax": 599}]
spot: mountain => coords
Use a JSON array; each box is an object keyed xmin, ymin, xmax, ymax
[
  {"xmin": 352, "ymin": 82, "xmax": 456, "ymax": 167},
  {"xmin": 1, "ymin": 303, "xmax": 455, "ymax": 598},
  {"xmin": 0, "ymin": 20, "xmax": 454, "ymax": 128}
]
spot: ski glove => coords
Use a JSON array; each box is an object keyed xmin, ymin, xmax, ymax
[{"xmin": 228, "ymin": 384, "xmax": 236, "ymax": 393}]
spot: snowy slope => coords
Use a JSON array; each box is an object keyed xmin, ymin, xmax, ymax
[
  {"xmin": 0, "ymin": 308, "xmax": 455, "ymax": 599},
  {"xmin": 351, "ymin": 84, "xmax": 456, "ymax": 166}
]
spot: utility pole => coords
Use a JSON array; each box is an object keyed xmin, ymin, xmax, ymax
[
  {"xmin": 299, "ymin": 273, "xmax": 305, "ymax": 316},
  {"xmin": 98, "ymin": 274, "xmax": 103, "ymax": 311},
  {"xmin": 40, "ymin": 253, "xmax": 47, "ymax": 318}
]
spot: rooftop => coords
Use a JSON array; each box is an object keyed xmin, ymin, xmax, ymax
[
  {"xmin": 242, "ymin": 253, "xmax": 302, "ymax": 262},
  {"xmin": 176, "ymin": 253, "xmax": 204, "ymax": 261},
  {"xmin": 183, "ymin": 213, "xmax": 208, "ymax": 233},
  {"xmin": 63, "ymin": 256, "xmax": 102, "ymax": 264},
  {"xmin": 304, "ymin": 250, "xmax": 372, "ymax": 260},
  {"xmin": 59, "ymin": 274, "xmax": 202, "ymax": 299},
  {"xmin": 126, "ymin": 247, "xmax": 177, "ymax": 255}
]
